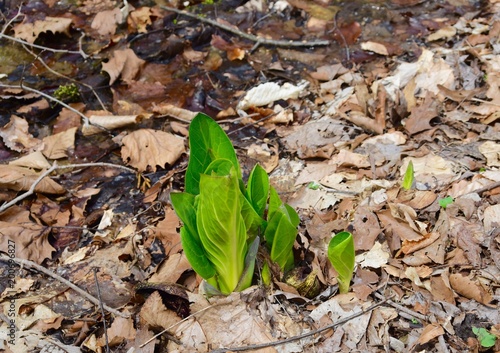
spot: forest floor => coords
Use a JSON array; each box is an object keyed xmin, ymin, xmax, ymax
[{"xmin": 0, "ymin": 0, "xmax": 500, "ymax": 352}]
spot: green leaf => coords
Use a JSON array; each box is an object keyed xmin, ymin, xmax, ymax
[
  {"xmin": 328, "ymin": 231, "xmax": 355, "ymax": 294},
  {"xmin": 246, "ymin": 164, "xmax": 270, "ymax": 218},
  {"xmin": 197, "ymin": 167, "xmax": 247, "ymax": 294},
  {"xmin": 170, "ymin": 192, "xmax": 198, "ymax": 240},
  {"xmin": 185, "ymin": 113, "xmax": 241, "ymax": 195},
  {"xmin": 307, "ymin": 181, "xmax": 320, "ymax": 190},
  {"xmin": 266, "ymin": 207, "xmax": 297, "ymax": 270},
  {"xmin": 240, "ymin": 194, "xmax": 266, "ymax": 239},
  {"xmin": 402, "ymin": 160, "xmax": 414, "ymax": 190},
  {"xmin": 472, "ymin": 327, "xmax": 497, "ymax": 348},
  {"xmin": 179, "ymin": 227, "xmax": 216, "ymax": 280},
  {"xmin": 235, "ymin": 236, "xmax": 259, "ymax": 291},
  {"xmin": 439, "ymin": 196, "xmax": 454, "ymax": 209},
  {"xmin": 268, "ymin": 186, "xmax": 282, "ymax": 220}
]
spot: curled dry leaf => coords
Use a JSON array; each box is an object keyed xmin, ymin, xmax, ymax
[
  {"xmin": 0, "ymin": 115, "xmax": 41, "ymax": 152},
  {"xmin": 91, "ymin": 8, "xmax": 123, "ymax": 38},
  {"xmin": 82, "ymin": 114, "xmax": 148, "ymax": 135},
  {"xmin": 102, "ymin": 49, "xmax": 145, "ymax": 85},
  {"xmin": 0, "ymin": 165, "xmax": 65, "ymax": 194},
  {"xmin": 13, "ymin": 17, "xmax": 72, "ymax": 43},
  {"xmin": 449, "ymin": 273, "xmax": 493, "ymax": 306},
  {"xmin": 0, "ymin": 221, "xmax": 55, "ymax": 263},
  {"xmin": 237, "ymin": 81, "xmax": 309, "ymax": 111},
  {"xmin": 121, "ymin": 129, "xmax": 185, "ymax": 172}
]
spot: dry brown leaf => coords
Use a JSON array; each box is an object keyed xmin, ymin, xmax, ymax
[
  {"xmin": 127, "ymin": 7, "xmax": 152, "ymax": 34},
  {"xmin": 361, "ymin": 41, "xmax": 389, "ymax": 55},
  {"xmin": 14, "ymin": 17, "xmax": 72, "ymax": 43},
  {"xmin": 478, "ymin": 141, "xmax": 500, "ymax": 167},
  {"xmin": 152, "ymin": 103, "xmax": 197, "ymax": 121},
  {"xmin": 407, "ymin": 190, "xmax": 437, "ymax": 210},
  {"xmin": 401, "ymin": 232, "xmax": 440, "ymax": 255},
  {"xmin": 102, "ymin": 49, "xmax": 145, "ymax": 85},
  {"xmin": 430, "ymin": 272, "xmax": 455, "ymax": 304},
  {"xmin": 378, "ymin": 210, "xmax": 423, "ymax": 242},
  {"xmin": 0, "ymin": 221, "xmax": 55, "ymax": 263},
  {"xmin": 42, "ymin": 127, "xmax": 77, "ymax": 159},
  {"xmin": 9, "ymin": 151, "xmax": 51, "ymax": 169},
  {"xmin": 417, "ymin": 323, "xmax": 445, "ymax": 345},
  {"xmin": 484, "ymin": 204, "xmax": 500, "ymax": 233},
  {"xmin": 82, "ymin": 114, "xmax": 147, "ymax": 135},
  {"xmin": 427, "ymin": 26, "xmax": 457, "ymax": 41},
  {"xmin": 91, "ymin": 8, "xmax": 123, "ymax": 38},
  {"xmin": 100, "ymin": 317, "xmax": 136, "ymax": 346},
  {"xmin": 121, "ymin": 129, "xmax": 185, "ymax": 172},
  {"xmin": 139, "ymin": 291, "xmax": 181, "ymax": 330},
  {"xmin": 149, "ymin": 253, "xmax": 191, "ymax": 284},
  {"xmin": 0, "ymin": 165, "xmax": 65, "ymax": 194},
  {"xmin": 405, "ymin": 92, "xmax": 440, "ymax": 135},
  {"xmin": 449, "ymin": 273, "xmax": 493, "ymax": 306},
  {"xmin": 0, "ymin": 115, "xmax": 41, "ymax": 152}
]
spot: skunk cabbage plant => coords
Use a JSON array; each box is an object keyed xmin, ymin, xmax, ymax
[{"xmin": 171, "ymin": 113, "xmax": 299, "ymax": 294}]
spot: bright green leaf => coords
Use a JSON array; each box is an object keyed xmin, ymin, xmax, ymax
[
  {"xmin": 197, "ymin": 167, "xmax": 247, "ymax": 294},
  {"xmin": 402, "ymin": 160, "xmax": 414, "ymax": 190},
  {"xmin": 179, "ymin": 227, "xmax": 216, "ymax": 280},
  {"xmin": 328, "ymin": 231, "xmax": 355, "ymax": 293},
  {"xmin": 235, "ymin": 236, "xmax": 259, "ymax": 291},
  {"xmin": 307, "ymin": 181, "xmax": 320, "ymax": 190},
  {"xmin": 439, "ymin": 196, "xmax": 454, "ymax": 209},
  {"xmin": 268, "ymin": 186, "xmax": 282, "ymax": 220},
  {"xmin": 267, "ymin": 207, "xmax": 297, "ymax": 270},
  {"xmin": 185, "ymin": 113, "xmax": 241, "ymax": 195},
  {"xmin": 472, "ymin": 327, "xmax": 497, "ymax": 348},
  {"xmin": 246, "ymin": 164, "xmax": 270, "ymax": 218}
]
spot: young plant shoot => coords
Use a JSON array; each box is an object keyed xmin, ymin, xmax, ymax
[
  {"xmin": 328, "ymin": 231, "xmax": 355, "ymax": 293},
  {"xmin": 171, "ymin": 113, "xmax": 299, "ymax": 295}
]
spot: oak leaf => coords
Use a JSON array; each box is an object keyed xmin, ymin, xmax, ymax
[
  {"xmin": 121, "ymin": 129, "xmax": 185, "ymax": 172},
  {"xmin": 14, "ymin": 17, "xmax": 72, "ymax": 44}
]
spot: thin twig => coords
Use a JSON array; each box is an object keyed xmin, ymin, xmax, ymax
[
  {"xmin": 209, "ymin": 297, "xmax": 390, "ymax": 353},
  {"xmin": 0, "ymin": 162, "xmax": 136, "ymax": 213},
  {"xmin": 161, "ymin": 6, "xmax": 330, "ymax": 48},
  {"xmin": 93, "ymin": 268, "xmax": 111, "ymax": 353},
  {"xmin": 0, "ymin": 83, "xmax": 91, "ymax": 126},
  {"xmin": 0, "ymin": 33, "xmax": 88, "ymax": 58},
  {"xmin": 373, "ymin": 292, "xmax": 428, "ymax": 322},
  {"xmin": 0, "ymin": 255, "xmax": 129, "ymax": 318}
]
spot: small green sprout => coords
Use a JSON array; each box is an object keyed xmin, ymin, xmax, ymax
[
  {"xmin": 402, "ymin": 160, "xmax": 414, "ymax": 190},
  {"xmin": 328, "ymin": 231, "xmax": 355, "ymax": 293},
  {"xmin": 439, "ymin": 196, "xmax": 454, "ymax": 209},
  {"xmin": 472, "ymin": 327, "xmax": 497, "ymax": 348},
  {"xmin": 307, "ymin": 181, "xmax": 320, "ymax": 190}
]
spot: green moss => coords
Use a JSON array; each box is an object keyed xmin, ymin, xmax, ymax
[{"xmin": 53, "ymin": 83, "xmax": 80, "ymax": 102}]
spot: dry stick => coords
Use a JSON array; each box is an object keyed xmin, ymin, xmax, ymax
[
  {"xmin": 0, "ymin": 162, "xmax": 136, "ymax": 213},
  {"xmin": 0, "ymin": 255, "xmax": 129, "ymax": 318},
  {"xmin": 93, "ymin": 268, "xmax": 111, "ymax": 353},
  {"xmin": 160, "ymin": 6, "xmax": 330, "ymax": 48},
  {"xmin": 373, "ymin": 292, "xmax": 428, "ymax": 322},
  {"xmin": 0, "ymin": 33, "xmax": 88, "ymax": 58},
  {"xmin": 209, "ymin": 297, "xmax": 390, "ymax": 353}
]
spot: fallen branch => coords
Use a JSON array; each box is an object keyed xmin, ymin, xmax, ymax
[
  {"xmin": 161, "ymin": 6, "xmax": 330, "ymax": 48},
  {"xmin": 0, "ymin": 255, "xmax": 130, "ymax": 318},
  {"xmin": 0, "ymin": 162, "xmax": 136, "ymax": 213},
  {"xmin": 373, "ymin": 291, "xmax": 428, "ymax": 322},
  {"xmin": 0, "ymin": 33, "xmax": 88, "ymax": 59},
  {"xmin": 209, "ymin": 297, "xmax": 390, "ymax": 353}
]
